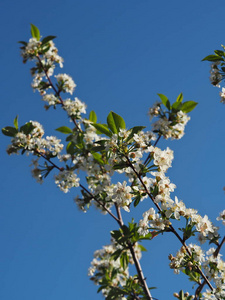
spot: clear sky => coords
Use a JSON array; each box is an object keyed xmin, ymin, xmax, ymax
[{"xmin": 1, "ymin": 1, "xmax": 225, "ymax": 299}]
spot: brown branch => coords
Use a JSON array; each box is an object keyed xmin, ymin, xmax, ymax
[{"xmin": 214, "ymin": 235, "xmax": 225, "ymax": 258}]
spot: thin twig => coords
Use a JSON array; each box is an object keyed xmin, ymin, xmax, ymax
[
  {"xmin": 115, "ymin": 204, "xmax": 153, "ymax": 300},
  {"xmin": 36, "ymin": 55, "xmax": 81, "ymax": 132},
  {"xmin": 34, "ymin": 150, "xmax": 120, "ymax": 223},
  {"xmin": 144, "ymin": 134, "xmax": 161, "ymax": 165}
]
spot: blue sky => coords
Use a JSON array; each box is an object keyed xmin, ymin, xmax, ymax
[{"xmin": 1, "ymin": 0, "xmax": 225, "ymax": 299}]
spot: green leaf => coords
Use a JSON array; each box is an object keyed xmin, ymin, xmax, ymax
[
  {"xmin": 172, "ymin": 101, "xmax": 182, "ymax": 111},
  {"xmin": 139, "ymin": 232, "xmax": 153, "ymax": 240},
  {"xmin": 113, "ymin": 161, "xmax": 128, "ymax": 170},
  {"xmin": 181, "ymin": 101, "xmax": 198, "ymax": 113},
  {"xmin": 107, "ymin": 111, "xmax": 126, "ymax": 134},
  {"xmin": 55, "ymin": 126, "xmax": 73, "ymax": 134},
  {"xmin": 133, "ymin": 195, "xmax": 141, "ymax": 207},
  {"xmin": 202, "ymin": 54, "xmax": 223, "ymax": 62},
  {"xmin": 30, "ymin": 24, "xmax": 40, "ymax": 40},
  {"xmin": 18, "ymin": 41, "xmax": 27, "ymax": 46},
  {"xmin": 2, "ymin": 126, "xmax": 18, "ymax": 137},
  {"xmin": 126, "ymin": 126, "xmax": 146, "ymax": 142},
  {"xmin": 91, "ymin": 152, "xmax": 104, "ymax": 165},
  {"xmin": 111, "ymin": 249, "xmax": 122, "ymax": 261},
  {"xmin": 176, "ymin": 93, "xmax": 183, "ymax": 103},
  {"xmin": 138, "ymin": 244, "xmax": 147, "ymax": 252},
  {"xmin": 66, "ymin": 142, "xmax": 75, "ymax": 155},
  {"xmin": 89, "ymin": 110, "xmax": 97, "ymax": 123},
  {"xmin": 92, "ymin": 123, "xmax": 112, "ymax": 137},
  {"xmin": 214, "ymin": 50, "xmax": 224, "ymax": 56},
  {"xmin": 90, "ymin": 145, "xmax": 105, "ymax": 152},
  {"xmin": 20, "ymin": 122, "xmax": 35, "ymax": 135},
  {"xmin": 13, "ymin": 115, "xmax": 18, "ymax": 130},
  {"xmin": 157, "ymin": 93, "xmax": 171, "ymax": 110},
  {"xmin": 41, "ymin": 35, "xmax": 56, "ymax": 45},
  {"xmin": 120, "ymin": 252, "xmax": 129, "ymax": 270},
  {"xmin": 179, "ymin": 290, "xmax": 185, "ymax": 300}
]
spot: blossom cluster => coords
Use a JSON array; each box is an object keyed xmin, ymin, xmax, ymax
[
  {"xmin": 169, "ymin": 244, "xmax": 205, "ymax": 274},
  {"xmin": 169, "ymin": 244, "xmax": 225, "ymax": 300},
  {"xmin": 6, "ymin": 121, "xmax": 63, "ymax": 157},
  {"xmin": 88, "ymin": 239, "xmax": 142, "ymax": 299},
  {"xmin": 150, "ymin": 104, "xmax": 190, "ymax": 139},
  {"xmin": 55, "ymin": 170, "xmax": 80, "ymax": 193}
]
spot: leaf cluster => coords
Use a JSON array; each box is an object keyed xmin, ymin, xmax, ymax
[{"xmin": 158, "ymin": 93, "xmax": 197, "ymax": 114}]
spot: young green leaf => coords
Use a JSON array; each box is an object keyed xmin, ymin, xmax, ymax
[
  {"xmin": 55, "ymin": 126, "xmax": 73, "ymax": 134},
  {"xmin": 107, "ymin": 111, "xmax": 126, "ymax": 134},
  {"xmin": 181, "ymin": 101, "xmax": 198, "ymax": 113},
  {"xmin": 92, "ymin": 123, "xmax": 112, "ymax": 137},
  {"xmin": 30, "ymin": 24, "xmax": 40, "ymax": 41},
  {"xmin": 157, "ymin": 93, "xmax": 171, "ymax": 110},
  {"xmin": 138, "ymin": 244, "xmax": 147, "ymax": 252},
  {"xmin": 14, "ymin": 115, "xmax": 19, "ymax": 130},
  {"xmin": 176, "ymin": 93, "xmax": 183, "ymax": 103},
  {"xmin": 89, "ymin": 110, "xmax": 97, "ymax": 123},
  {"xmin": 172, "ymin": 101, "xmax": 182, "ymax": 111},
  {"xmin": 91, "ymin": 152, "xmax": 104, "ymax": 165},
  {"xmin": 41, "ymin": 35, "xmax": 56, "ymax": 45},
  {"xmin": 202, "ymin": 54, "xmax": 223, "ymax": 62}
]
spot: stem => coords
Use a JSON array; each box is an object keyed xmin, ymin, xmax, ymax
[
  {"xmin": 115, "ymin": 204, "xmax": 153, "ymax": 300},
  {"xmin": 214, "ymin": 235, "xmax": 225, "ymax": 258},
  {"xmin": 80, "ymin": 184, "xmax": 120, "ymax": 224},
  {"xmin": 144, "ymin": 134, "xmax": 161, "ymax": 166}
]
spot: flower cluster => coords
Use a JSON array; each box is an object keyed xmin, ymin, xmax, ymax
[
  {"xmin": 20, "ymin": 35, "xmax": 64, "ymax": 95},
  {"xmin": 63, "ymin": 97, "xmax": 86, "ymax": 118},
  {"xmin": 151, "ymin": 109, "xmax": 190, "ymax": 139},
  {"xmin": 169, "ymin": 244, "xmax": 205, "ymax": 274},
  {"xmin": 148, "ymin": 93, "xmax": 196, "ymax": 140},
  {"xmin": 55, "ymin": 170, "xmax": 80, "ymax": 193},
  {"xmin": 55, "ymin": 73, "xmax": 76, "ymax": 95},
  {"xmin": 217, "ymin": 210, "xmax": 225, "ymax": 225},
  {"xmin": 88, "ymin": 241, "xmax": 129, "ymax": 298},
  {"xmin": 202, "ymin": 248, "xmax": 225, "ymax": 299},
  {"xmin": 6, "ymin": 121, "xmax": 63, "ymax": 157},
  {"xmin": 138, "ymin": 207, "xmax": 171, "ymax": 235},
  {"xmin": 88, "ymin": 239, "xmax": 142, "ymax": 299}
]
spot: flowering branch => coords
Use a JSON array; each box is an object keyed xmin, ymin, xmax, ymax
[{"xmin": 2, "ymin": 24, "xmax": 225, "ymax": 300}]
